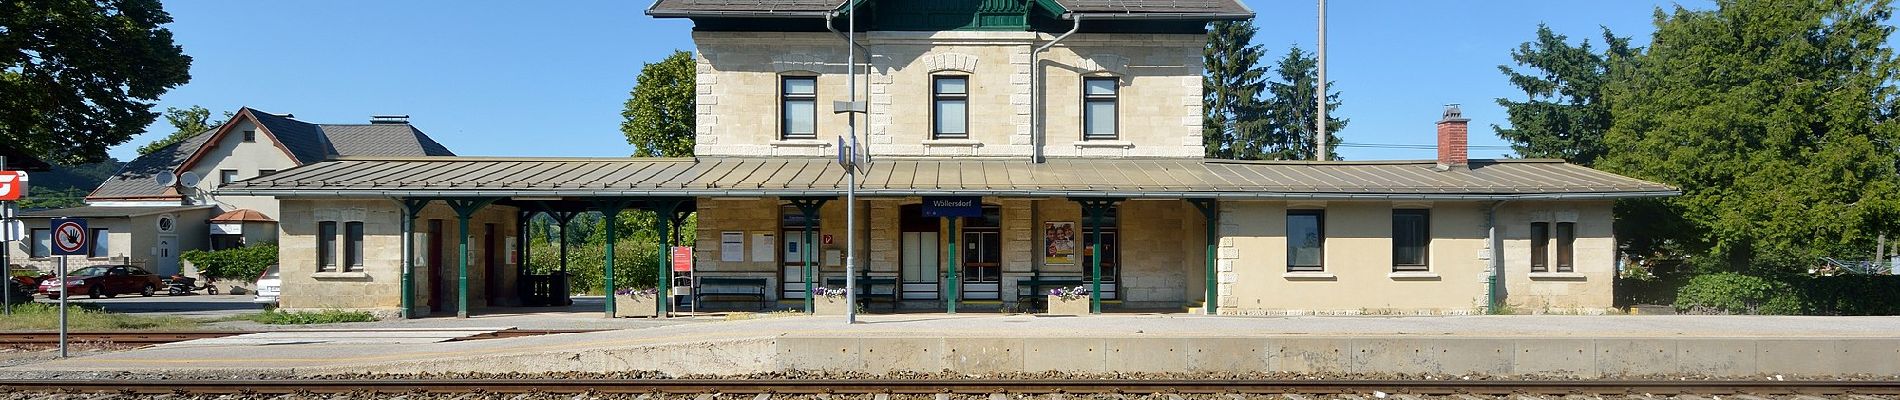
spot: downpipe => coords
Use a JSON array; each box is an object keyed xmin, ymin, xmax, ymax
[
  {"xmin": 1485, "ymin": 200, "xmax": 1507, "ymax": 314},
  {"xmin": 1030, "ymin": 14, "xmax": 1082, "ymax": 164}
]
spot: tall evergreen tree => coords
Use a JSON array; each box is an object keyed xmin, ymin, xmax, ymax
[
  {"xmin": 1493, "ymin": 25, "xmax": 1633, "ymax": 167},
  {"xmin": 1202, "ymin": 21, "xmax": 1271, "ymax": 159},
  {"xmin": 1601, "ymin": 0, "xmax": 1900, "ymax": 271},
  {"xmin": 1262, "ymin": 47, "xmax": 1345, "ymax": 161},
  {"xmin": 621, "ymin": 50, "xmax": 697, "ymax": 157}
]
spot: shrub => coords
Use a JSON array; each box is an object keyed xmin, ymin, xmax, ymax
[
  {"xmin": 244, "ymin": 309, "xmax": 377, "ymax": 325},
  {"xmin": 4, "ymin": 278, "xmax": 32, "ymax": 305},
  {"xmin": 1799, "ymin": 274, "xmax": 1900, "ymax": 316},
  {"xmin": 181, "ymin": 244, "xmax": 277, "ymax": 282},
  {"xmin": 1674, "ymin": 273, "xmax": 1803, "ymax": 315},
  {"xmin": 526, "ymin": 239, "xmax": 659, "ymax": 295}
]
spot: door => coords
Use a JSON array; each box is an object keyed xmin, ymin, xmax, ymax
[
  {"xmin": 1079, "ymin": 230, "xmax": 1120, "ymax": 300},
  {"xmin": 961, "ymin": 231, "xmax": 1002, "ymax": 300},
  {"xmin": 484, "ymin": 223, "xmax": 501, "ymax": 305},
  {"xmin": 427, "ymin": 219, "xmax": 445, "ymax": 312},
  {"xmin": 154, "ymin": 235, "xmax": 179, "ymax": 276},
  {"xmin": 781, "ymin": 229, "xmax": 817, "ymax": 300},
  {"xmin": 899, "ymin": 204, "xmax": 942, "ymax": 300}
]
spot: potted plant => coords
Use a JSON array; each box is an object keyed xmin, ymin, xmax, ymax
[
  {"xmin": 1046, "ymin": 286, "xmax": 1092, "ymax": 315},
  {"xmin": 614, "ymin": 287, "xmax": 661, "ymax": 318},
  {"xmin": 813, "ymin": 287, "xmax": 852, "ymax": 315}
]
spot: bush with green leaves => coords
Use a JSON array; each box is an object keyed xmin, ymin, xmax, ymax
[
  {"xmin": 180, "ymin": 244, "xmax": 277, "ymax": 282},
  {"xmin": 1799, "ymin": 274, "xmax": 1900, "ymax": 316},
  {"xmin": 244, "ymin": 309, "xmax": 377, "ymax": 325},
  {"xmin": 1673, "ymin": 273, "xmax": 1803, "ymax": 315}
]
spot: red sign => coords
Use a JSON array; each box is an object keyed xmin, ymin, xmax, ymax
[
  {"xmin": 821, "ymin": 234, "xmax": 834, "ymax": 245},
  {"xmin": 671, "ymin": 246, "xmax": 693, "ymax": 272},
  {"xmin": 0, "ymin": 171, "xmax": 26, "ymax": 201}
]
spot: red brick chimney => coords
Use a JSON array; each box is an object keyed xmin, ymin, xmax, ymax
[{"xmin": 1436, "ymin": 104, "xmax": 1469, "ymax": 169}]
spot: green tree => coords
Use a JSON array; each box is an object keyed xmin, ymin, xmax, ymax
[
  {"xmin": 1493, "ymin": 24, "xmax": 1633, "ymax": 167},
  {"xmin": 136, "ymin": 106, "xmax": 232, "ymax": 156},
  {"xmin": 621, "ymin": 50, "xmax": 696, "ymax": 157},
  {"xmin": 1262, "ymin": 47, "xmax": 1346, "ymax": 161},
  {"xmin": 0, "ymin": 0, "xmax": 193, "ymax": 164},
  {"xmin": 1600, "ymin": 0, "xmax": 1900, "ymax": 271},
  {"xmin": 1203, "ymin": 21, "xmax": 1272, "ymax": 159}
]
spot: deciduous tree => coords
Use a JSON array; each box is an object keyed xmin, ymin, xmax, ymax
[
  {"xmin": 0, "ymin": 0, "xmax": 192, "ymax": 164},
  {"xmin": 137, "ymin": 106, "xmax": 231, "ymax": 156},
  {"xmin": 621, "ymin": 50, "xmax": 696, "ymax": 157},
  {"xmin": 1600, "ymin": 0, "xmax": 1900, "ymax": 271}
]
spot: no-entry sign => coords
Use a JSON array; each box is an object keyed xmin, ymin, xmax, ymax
[{"xmin": 50, "ymin": 218, "xmax": 89, "ymax": 256}]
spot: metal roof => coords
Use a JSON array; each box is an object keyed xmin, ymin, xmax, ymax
[
  {"xmin": 217, "ymin": 157, "xmax": 1678, "ymax": 201},
  {"xmin": 646, "ymin": 0, "xmax": 1251, "ymax": 19},
  {"xmin": 19, "ymin": 205, "xmax": 214, "ymax": 219}
]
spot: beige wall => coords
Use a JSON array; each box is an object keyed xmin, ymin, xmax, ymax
[
  {"xmin": 692, "ymin": 31, "xmax": 1203, "ymax": 159},
  {"xmin": 11, "ymin": 209, "xmax": 211, "ymax": 277},
  {"xmin": 277, "ymin": 199, "xmax": 519, "ymax": 316},
  {"xmin": 190, "ymin": 118, "xmax": 300, "ymax": 220},
  {"xmin": 1215, "ymin": 200, "xmax": 1615, "ymax": 315}
]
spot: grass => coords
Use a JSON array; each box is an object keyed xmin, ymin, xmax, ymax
[
  {"xmin": 230, "ymin": 309, "xmax": 378, "ymax": 325},
  {"xmin": 0, "ymin": 303, "xmax": 205, "ymax": 331}
]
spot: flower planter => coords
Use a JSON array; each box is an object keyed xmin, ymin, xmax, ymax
[
  {"xmin": 615, "ymin": 293, "xmax": 660, "ymax": 318},
  {"xmin": 1046, "ymin": 295, "xmax": 1093, "ymax": 315},
  {"xmin": 814, "ymin": 295, "xmax": 852, "ymax": 315}
]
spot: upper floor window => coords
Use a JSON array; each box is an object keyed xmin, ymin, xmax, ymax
[
  {"xmin": 781, "ymin": 76, "xmax": 817, "ymax": 140},
  {"xmin": 219, "ymin": 169, "xmax": 239, "ymax": 186},
  {"xmin": 242, "ymin": 130, "xmax": 256, "ymax": 142},
  {"xmin": 1083, "ymin": 77, "xmax": 1119, "ymax": 140},
  {"xmin": 932, "ymin": 76, "xmax": 969, "ymax": 139}
]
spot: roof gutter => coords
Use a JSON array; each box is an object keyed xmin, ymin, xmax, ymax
[
  {"xmin": 1065, "ymin": 12, "xmax": 1253, "ymax": 20},
  {"xmin": 647, "ymin": 9, "xmax": 832, "ymax": 18},
  {"xmin": 1031, "ymin": 13, "xmax": 1082, "ymax": 164}
]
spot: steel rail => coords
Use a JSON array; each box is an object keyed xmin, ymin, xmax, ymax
[
  {"xmin": 1, "ymin": 379, "xmax": 1896, "ymax": 396},
  {"xmin": 0, "ymin": 329, "xmax": 600, "ymax": 345}
]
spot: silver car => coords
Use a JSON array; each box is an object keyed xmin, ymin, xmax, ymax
[{"xmin": 253, "ymin": 264, "xmax": 280, "ymax": 307}]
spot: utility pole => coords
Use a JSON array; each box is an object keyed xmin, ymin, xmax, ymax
[{"xmin": 1315, "ymin": 0, "xmax": 1328, "ymax": 161}]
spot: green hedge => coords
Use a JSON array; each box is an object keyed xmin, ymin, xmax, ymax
[
  {"xmin": 180, "ymin": 244, "xmax": 277, "ymax": 282},
  {"xmin": 1670, "ymin": 272, "xmax": 1900, "ymax": 315}
]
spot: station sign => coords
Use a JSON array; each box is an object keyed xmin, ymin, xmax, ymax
[
  {"xmin": 0, "ymin": 171, "xmax": 26, "ymax": 201},
  {"xmin": 50, "ymin": 218, "xmax": 89, "ymax": 256},
  {"xmin": 671, "ymin": 246, "xmax": 693, "ymax": 272},
  {"xmin": 921, "ymin": 196, "xmax": 982, "ymax": 218}
]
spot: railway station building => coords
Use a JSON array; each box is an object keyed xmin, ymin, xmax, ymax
[{"xmin": 217, "ymin": 0, "xmax": 1676, "ymax": 318}]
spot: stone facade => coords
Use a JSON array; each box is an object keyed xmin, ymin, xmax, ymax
[
  {"xmin": 277, "ymin": 199, "xmax": 520, "ymax": 316},
  {"xmin": 692, "ymin": 31, "xmax": 1203, "ymax": 159}
]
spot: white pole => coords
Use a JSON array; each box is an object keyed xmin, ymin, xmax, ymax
[
  {"xmin": 57, "ymin": 254, "xmax": 68, "ymax": 358},
  {"xmin": 843, "ymin": 0, "xmax": 859, "ymax": 324},
  {"xmin": 1316, "ymin": 0, "xmax": 1328, "ymax": 161}
]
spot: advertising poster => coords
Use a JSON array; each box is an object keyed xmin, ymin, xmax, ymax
[{"xmin": 1044, "ymin": 221, "xmax": 1076, "ymax": 265}]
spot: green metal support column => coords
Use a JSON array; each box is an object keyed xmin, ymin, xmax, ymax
[
  {"xmin": 787, "ymin": 198, "xmax": 827, "ymax": 314},
  {"xmin": 593, "ymin": 200, "xmax": 630, "ymax": 318},
  {"xmin": 650, "ymin": 199, "xmax": 684, "ymax": 317},
  {"xmin": 1073, "ymin": 198, "xmax": 1122, "ymax": 315},
  {"xmin": 397, "ymin": 199, "xmax": 431, "ymax": 319},
  {"xmin": 1189, "ymin": 199, "xmax": 1219, "ymax": 315},
  {"xmin": 446, "ymin": 198, "xmax": 498, "ymax": 319},
  {"xmin": 946, "ymin": 216, "xmax": 959, "ymax": 314}
]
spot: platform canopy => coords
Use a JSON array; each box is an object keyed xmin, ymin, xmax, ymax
[{"xmin": 215, "ymin": 156, "xmax": 1677, "ymax": 201}]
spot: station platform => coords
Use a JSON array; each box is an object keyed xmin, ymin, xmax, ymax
[{"xmin": 8, "ymin": 314, "xmax": 1898, "ymax": 379}]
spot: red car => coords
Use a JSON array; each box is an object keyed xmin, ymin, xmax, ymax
[{"xmin": 38, "ymin": 265, "xmax": 164, "ymax": 299}]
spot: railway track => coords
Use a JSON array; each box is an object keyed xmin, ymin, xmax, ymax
[
  {"xmin": 0, "ymin": 329, "xmax": 600, "ymax": 345},
  {"xmin": 1, "ymin": 378, "xmax": 1897, "ymax": 396}
]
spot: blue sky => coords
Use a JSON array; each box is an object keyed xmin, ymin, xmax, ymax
[{"xmin": 112, "ymin": 0, "xmax": 1712, "ymax": 162}]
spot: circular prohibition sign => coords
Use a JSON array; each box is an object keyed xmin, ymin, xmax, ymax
[{"xmin": 53, "ymin": 220, "xmax": 86, "ymax": 254}]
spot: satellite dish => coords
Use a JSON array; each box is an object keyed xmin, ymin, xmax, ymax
[
  {"xmin": 179, "ymin": 172, "xmax": 202, "ymax": 188},
  {"xmin": 154, "ymin": 171, "xmax": 177, "ymax": 187}
]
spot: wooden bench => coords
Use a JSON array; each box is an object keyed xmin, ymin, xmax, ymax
[
  {"xmin": 824, "ymin": 276, "xmax": 900, "ymax": 311},
  {"xmin": 695, "ymin": 277, "xmax": 769, "ymax": 310},
  {"xmin": 1016, "ymin": 277, "xmax": 1087, "ymax": 312}
]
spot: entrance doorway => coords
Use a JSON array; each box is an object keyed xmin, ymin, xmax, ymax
[
  {"xmin": 427, "ymin": 219, "xmax": 445, "ymax": 312},
  {"xmin": 484, "ymin": 223, "xmax": 501, "ymax": 305},
  {"xmin": 779, "ymin": 205, "xmax": 818, "ymax": 300},
  {"xmin": 1079, "ymin": 210, "xmax": 1120, "ymax": 300},
  {"xmin": 960, "ymin": 206, "xmax": 1002, "ymax": 300},
  {"xmin": 898, "ymin": 204, "xmax": 940, "ymax": 300}
]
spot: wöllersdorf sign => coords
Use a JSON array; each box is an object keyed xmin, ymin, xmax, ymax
[{"xmin": 920, "ymin": 196, "xmax": 981, "ymax": 218}]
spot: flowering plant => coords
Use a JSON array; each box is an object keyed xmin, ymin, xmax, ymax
[
  {"xmin": 1048, "ymin": 285, "xmax": 1090, "ymax": 300},
  {"xmin": 614, "ymin": 287, "xmax": 659, "ymax": 297}
]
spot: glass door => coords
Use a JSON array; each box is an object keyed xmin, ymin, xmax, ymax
[
  {"xmin": 961, "ymin": 230, "xmax": 1002, "ymax": 300},
  {"xmin": 900, "ymin": 231, "xmax": 940, "ymax": 300}
]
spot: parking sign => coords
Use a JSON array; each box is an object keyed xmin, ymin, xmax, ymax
[{"xmin": 50, "ymin": 218, "xmax": 89, "ymax": 256}]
